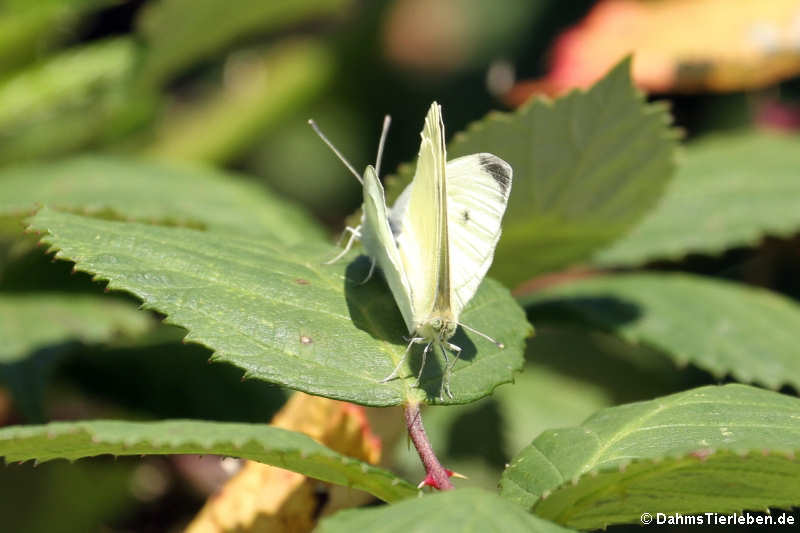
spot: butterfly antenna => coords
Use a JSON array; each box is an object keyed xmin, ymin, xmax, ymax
[
  {"xmin": 308, "ymin": 119, "xmax": 363, "ymax": 184},
  {"xmin": 375, "ymin": 114, "xmax": 391, "ymax": 177},
  {"xmin": 458, "ymin": 323, "xmax": 504, "ymax": 349}
]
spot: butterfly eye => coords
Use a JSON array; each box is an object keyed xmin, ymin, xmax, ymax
[{"xmin": 431, "ymin": 318, "xmax": 442, "ymax": 330}]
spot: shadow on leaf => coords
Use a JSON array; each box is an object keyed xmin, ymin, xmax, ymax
[
  {"xmin": 526, "ymin": 295, "xmax": 643, "ymax": 329},
  {"xmin": 343, "ymin": 255, "xmax": 477, "ymax": 400}
]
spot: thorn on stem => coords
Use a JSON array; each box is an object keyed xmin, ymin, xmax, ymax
[{"xmin": 417, "ymin": 469, "xmax": 462, "ymax": 489}]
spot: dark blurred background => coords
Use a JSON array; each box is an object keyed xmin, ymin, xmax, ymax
[{"xmin": 4, "ymin": 0, "xmax": 800, "ymax": 225}]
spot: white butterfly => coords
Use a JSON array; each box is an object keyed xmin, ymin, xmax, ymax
[{"xmin": 311, "ymin": 102, "xmax": 512, "ymax": 398}]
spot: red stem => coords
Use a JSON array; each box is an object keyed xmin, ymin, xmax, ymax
[{"xmin": 404, "ymin": 402, "xmax": 454, "ymax": 490}]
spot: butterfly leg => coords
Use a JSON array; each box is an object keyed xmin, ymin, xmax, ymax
[
  {"xmin": 358, "ymin": 258, "xmax": 376, "ymax": 285},
  {"xmin": 444, "ymin": 342, "xmax": 462, "ymax": 368},
  {"xmin": 380, "ymin": 336, "xmax": 425, "ymax": 383},
  {"xmin": 324, "ymin": 225, "xmax": 362, "ymax": 265},
  {"xmin": 417, "ymin": 342, "xmax": 433, "ymax": 382},
  {"xmin": 440, "ymin": 342, "xmax": 462, "ymax": 399}
]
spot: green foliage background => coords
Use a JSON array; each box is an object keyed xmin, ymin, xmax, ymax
[{"xmin": 2, "ymin": 1, "xmax": 800, "ymax": 532}]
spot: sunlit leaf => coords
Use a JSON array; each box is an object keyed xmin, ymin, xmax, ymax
[
  {"xmin": 392, "ymin": 325, "xmax": 685, "ymax": 489},
  {"xmin": 28, "ymin": 208, "xmax": 530, "ymax": 406},
  {"xmin": 390, "ymin": 59, "xmax": 677, "ymax": 285},
  {"xmin": 0, "ymin": 419, "xmax": 418, "ymax": 503},
  {"xmin": 0, "ymin": 155, "xmax": 324, "ymax": 243},
  {"xmin": 501, "ymin": 384, "xmax": 800, "ymax": 529},
  {"xmin": 595, "ymin": 133, "xmax": 800, "ymax": 266},
  {"xmin": 521, "ymin": 272, "xmax": 800, "ymax": 390},
  {"xmin": 498, "ymin": 325, "xmax": 684, "ymax": 457}
]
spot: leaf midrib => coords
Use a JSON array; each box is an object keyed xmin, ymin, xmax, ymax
[{"xmin": 578, "ymin": 395, "xmax": 800, "ymax": 474}]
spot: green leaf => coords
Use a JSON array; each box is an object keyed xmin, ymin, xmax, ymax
[
  {"xmin": 392, "ymin": 327, "xmax": 684, "ymax": 490},
  {"xmin": 145, "ymin": 40, "xmax": 333, "ymax": 164},
  {"xmin": 498, "ymin": 325, "xmax": 685, "ymax": 458},
  {"xmin": 28, "ymin": 207, "xmax": 530, "ymax": 406},
  {"xmin": 388, "ymin": 59, "xmax": 677, "ymax": 285},
  {"xmin": 0, "ymin": 293, "xmax": 152, "ymax": 421},
  {"xmin": 520, "ymin": 272, "xmax": 800, "ymax": 390},
  {"xmin": 0, "ymin": 460, "xmax": 136, "ymax": 533},
  {"xmin": 318, "ymin": 488, "xmax": 576, "ymax": 533},
  {"xmin": 0, "ymin": 38, "xmax": 142, "ymax": 164},
  {"xmin": 137, "ymin": 0, "xmax": 350, "ymax": 85},
  {"xmin": 500, "ymin": 384, "xmax": 800, "ymax": 529},
  {"xmin": 0, "ymin": 0, "xmax": 117, "ymax": 76},
  {"xmin": 595, "ymin": 133, "xmax": 800, "ymax": 266},
  {"xmin": 0, "ymin": 155, "xmax": 324, "ymax": 243},
  {"xmin": 0, "ymin": 419, "xmax": 418, "ymax": 503},
  {"xmin": 0, "ymin": 293, "xmax": 152, "ymax": 364}
]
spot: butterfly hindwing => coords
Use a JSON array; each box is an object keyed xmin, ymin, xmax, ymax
[{"xmin": 361, "ymin": 165, "xmax": 415, "ymax": 332}]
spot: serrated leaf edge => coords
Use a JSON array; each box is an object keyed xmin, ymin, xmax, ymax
[
  {"xmin": 27, "ymin": 209, "xmax": 529, "ymax": 407},
  {"xmin": 0, "ymin": 420, "xmax": 420, "ymax": 502},
  {"xmin": 512, "ymin": 447, "xmax": 800, "ymax": 528},
  {"xmin": 524, "ymin": 272, "xmax": 800, "ymax": 392},
  {"xmin": 27, "ymin": 212, "xmax": 410, "ymax": 407},
  {"xmin": 450, "ymin": 58, "xmax": 681, "ymax": 158}
]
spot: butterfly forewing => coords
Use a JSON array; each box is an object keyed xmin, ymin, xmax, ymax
[
  {"xmin": 394, "ymin": 103, "xmax": 450, "ymax": 323},
  {"xmin": 445, "ymin": 153, "xmax": 512, "ymax": 317}
]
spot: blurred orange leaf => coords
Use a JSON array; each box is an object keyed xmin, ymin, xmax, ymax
[
  {"xmin": 186, "ymin": 394, "xmax": 382, "ymax": 533},
  {"xmin": 508, "ymin": 0, "xmax": 800, "ymax": 105}
]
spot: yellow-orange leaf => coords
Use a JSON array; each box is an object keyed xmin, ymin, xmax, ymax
[
  {"xmin": 186, "ymin": 394, "xmax": 382, "ymax": 533},
  {"xmin": 508, "ymin": 0, "xmax": 800, "ymax": 104}
]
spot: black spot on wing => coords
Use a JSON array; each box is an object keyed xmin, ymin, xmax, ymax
[
  {"xmin": 461, "ymin": 210, "xmax": 470, "ymax": 223},
  {"xmin": 479, "ymin": 154, "xmax": 511, "ymax": 196}
]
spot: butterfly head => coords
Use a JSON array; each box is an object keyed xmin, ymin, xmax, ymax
[{"xmin": 421, "ymin": 312, "xmax": 457, "ymax": 342}]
